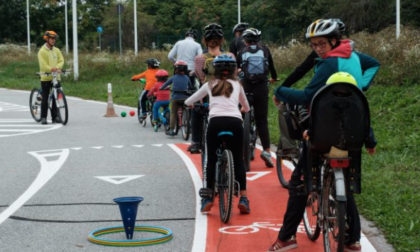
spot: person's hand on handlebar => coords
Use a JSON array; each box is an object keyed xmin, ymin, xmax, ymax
[
  {"xmin": 51, "ymin": 67, "xmax": 61, "ymax": 73},
  {"xmin": 268, "ymin": 78, "xmax": 277, "ymax": 84}
]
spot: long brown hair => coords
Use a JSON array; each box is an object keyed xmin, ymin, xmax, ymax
[{"xmin": 210, "ymin": 71, "xmax": 237, "ymax": 97}]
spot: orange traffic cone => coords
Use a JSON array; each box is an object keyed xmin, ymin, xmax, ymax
[{"xmin": 104, "ymin": 83, "xmax": 118, "ymax": 117}]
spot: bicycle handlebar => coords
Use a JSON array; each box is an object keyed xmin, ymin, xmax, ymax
[{"xmin": 36, "ymin": 69, "xmax": 72, "ymax": 76}]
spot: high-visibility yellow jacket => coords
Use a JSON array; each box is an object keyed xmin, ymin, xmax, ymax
[{"xmin": 37, "ymin": 44, "xmax": 64, "ymax": 81}]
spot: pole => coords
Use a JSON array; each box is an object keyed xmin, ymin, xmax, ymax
[
  {"xmin": 99, "ymin": 33, "xmax": 101, "ymax": 52},
  {"xmin": 134, "ymin": 0, "xmax": 138, "ymax": 56},
  {"xmin": 72, "ymin": 0, "xmax": 79, "ymax": 80},
  {"xmin": 238, "ymin": 0, "xmax": 241, "ymax": 23},
  {"xmin": 27, "ymin": 0, "xmax": 30, "ymax": 54},
  {"xmin": 119, "ymin": 5, "xmax": 122, "ymax": 57},
  {"xmin": 65, "ymin": 0, "xmax": 68, "ymax": 54},
  {"xmin": 396, "ymin": 0, "xmax": 400, "ymax": 39}
]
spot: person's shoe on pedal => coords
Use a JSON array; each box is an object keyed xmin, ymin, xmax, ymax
[
  {"xmin": 189, "ymin": 142, "xmax": 201, "ymax": 153},
  {"xmin": 200, "ymin": 198, "xmax": 213, "ymax": 213},
  {"xmin": 238, "ymin": 196, "xmax": 250, "ymax": 214},
  {"xmin": 345, "ymin": 242, "xmax": 361, "ymax": 252},
  {"xmin": 261, "ymin": 150, "xmax": 274, "ymax": 168},
  {"xmin": 41, "ymin": 118, "xmax": 47, "ymax": 125},
  {"xmin": 52, "ymin": 117, "xmax": 61, "ymax": 123},
  {"xmin": 165, "ymin": 129, "xmax": 175, "ymax": 136},
  {"xmin": 267, "ymin": 236, "xmax": 297, "ymax": 252}
]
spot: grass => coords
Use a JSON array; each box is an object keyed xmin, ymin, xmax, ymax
[{"xmin": 1, "ymin": 32, "xmax": 420, "ymax": 251}]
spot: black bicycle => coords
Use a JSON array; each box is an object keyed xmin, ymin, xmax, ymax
[
  {"xmin": 199, "ymin": 131, "xmax": 239, "ymax": 223},
  {"xmin": 31, "ymin": 70, "xmax": 70, "ymax": 125},
  {"xmin": 243, "ymin": 93, "xmax": 257, "ymax": 172}
]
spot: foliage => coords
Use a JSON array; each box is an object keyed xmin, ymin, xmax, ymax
[{"xmin": 2, "ymin": 0, "xmax": 420, "ymax": 50}]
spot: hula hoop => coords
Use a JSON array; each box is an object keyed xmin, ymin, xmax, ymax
[{"xmin": 88, "ymin": 225, "xmax": 173, "ymax": 247}]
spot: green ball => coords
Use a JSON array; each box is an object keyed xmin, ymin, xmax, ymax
[{"xmin": 121, "ymin": 111, "xmax": 127, "ymax": 117}]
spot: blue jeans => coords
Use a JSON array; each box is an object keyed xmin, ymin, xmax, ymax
[{"xmin": 153, "ymin": 100, "xmax": 170, "ymax": 122}]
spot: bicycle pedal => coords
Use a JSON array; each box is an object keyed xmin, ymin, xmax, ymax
[{"xmin": 199, "ymin": 188, "xmax": 213, "ymax": 198}]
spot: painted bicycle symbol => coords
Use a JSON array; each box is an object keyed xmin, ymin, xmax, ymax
[{"xmin": 219, "ymin": 222, "xmax": 306, "ymax": 235}]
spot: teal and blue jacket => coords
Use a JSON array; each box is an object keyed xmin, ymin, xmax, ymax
[{"xmin": 274, "ymin": 39, "xmax": 380, "ymax": 105}]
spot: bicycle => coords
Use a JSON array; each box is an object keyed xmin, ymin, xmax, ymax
[
  {"xmin": 136, "ymin": 79, "xmax": 154, "ymax": 127},
  {"xmin": 242, "ymin": 93, "xmax": 257, "ymax": 172},
  {"xmin": 301, "ymin": 82, "xmax": 370, "ymax": 252},
  {"xmin": 199, "ymin": 131, "xmax": 239, "ymax": 223},
  {"xmin": 148, "ymin": 96, "xmax": 170, "ymax": 132},
  {"xmin": 30, "ymin": 70, "xmax": 70, "ymax": 125},
  {"xmin": 173, "ymin": 90, "xmax": 194, "ymax": 140},
  {"xmin": 276, "ymin": 103, "xmax": 308, "ymax": 188}
]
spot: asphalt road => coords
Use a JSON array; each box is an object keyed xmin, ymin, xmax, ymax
[{"xmin": 0, "ymin": 88, "xmax": 195, "ymax": 252}]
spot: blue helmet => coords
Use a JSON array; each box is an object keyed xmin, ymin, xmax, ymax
[{"xmin": 212, "ymin": 55, "xmax": 237, "ymax": 76}]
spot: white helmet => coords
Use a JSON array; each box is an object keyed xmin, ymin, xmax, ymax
[{"xmin": 305, "ymin": 19, "xmax": 340, "ymax": 39}]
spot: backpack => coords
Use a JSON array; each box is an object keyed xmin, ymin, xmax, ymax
[{"xmin": 241, "ymin": 46, "xmax": 269, "ymax": 83}]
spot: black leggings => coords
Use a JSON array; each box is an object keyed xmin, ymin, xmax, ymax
[
  {"xmin": 252, "ymin": 94, "xmax": 271, "ymax": 150},
  {"xmin": 40, "ymin": 81, "xmax": 57, "ymax": 119},
  {"xmin": 205, "ymin": 117, "xmax": 246, "ymax": 193}
]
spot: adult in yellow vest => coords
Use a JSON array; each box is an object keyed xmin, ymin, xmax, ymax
[{"xmin": 37, "ymin": 31, "xmax": 64, "ymax": 125}]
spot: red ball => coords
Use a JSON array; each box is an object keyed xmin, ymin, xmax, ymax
[{"xmin": 130, "ymin": 110, "xmax": 135, "ymax": 116}]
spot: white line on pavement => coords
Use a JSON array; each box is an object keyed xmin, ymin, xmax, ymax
[
  {"xmin": 168, "ymin": 144, "xmax": 206, "ymax": 252},
  {"xmin": 0, "ymin": 149, "xmax": 69, "ymax": 225}
]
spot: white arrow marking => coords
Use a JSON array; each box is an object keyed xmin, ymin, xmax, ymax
[
  {"xmin": 152, "ymin": 144, "xmax": 163, "ymax": 147},
  {"xmin": 91, "ymin": 146, "xmax": 103, "ymax": 149},
  {"xmin": 95, "ymin": 175, "xmax": 144, "ymax": 185},
  {"xmin": 0, "ymin": 149, "xmax": 69, "ymax": 225},
  {"xmin": 132, "ymin": 145, "xmax": 144, "ymax": 148},
  {"xmin": 112, "ymin": 145, "xmax": 124, "ymax": 148},
  {"xmin": 71, "ymin": 147, "xmax": 82, "ymax": 150},
  {"xmin": 246, "ymin": 171, "xmax": 271, "ymax": 181}
]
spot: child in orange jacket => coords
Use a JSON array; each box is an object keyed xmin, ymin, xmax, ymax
[{"xmin": 131, "ymin": 58, "xmax": 160, "ymax": 118}]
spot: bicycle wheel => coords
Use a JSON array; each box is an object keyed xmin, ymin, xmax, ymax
[
  {"xmin": 250, "ymin": 110, "xmax": 257, "ymax": 161},
  {"xmin": 29, "ymin": 88, "xmax": 42, "ymax": 122},
  {"xmin": 218, "ymin": 149, "xmax": 235, "ymax": 223},
  {"xmin": 148, "ymin": 102, "xmax": 155, "ymax": 127},
  {"xmin": 137, "ymin": 101, "xmax": 143, "ymax": 124},
  {"xmin": 243, "ymin": 112, "xmax": 251, "ymax": 172},
  {"xmin": 181, "ymin": 108, "xmax": 190, "ymax": 141},
  {"xmin": 323, "ymin": 169, "xmax": 346, "ymax": 252},
  {"xmin": 276, "ymin": 154, "xmax": 296, "ymax": 188},
  {"xmin": 56, "ymin": 89, "xmax": 68, "ymax": 125},
  {"xmin": 201, "ymin": 118, "xmax": 208, "ymax": 171},
  {"xmin": 164, "ymin": 110, "xmax": 171, "ymax": 132},
  {"xmin": 174, "ymin": 109, "xmax": 180, "ymax": 135},
  {"xmin": 303, "ymin": 192, "xmax": 321, "ymax": 241}
]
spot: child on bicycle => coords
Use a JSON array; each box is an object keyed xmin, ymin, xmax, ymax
[
  {"xmin": 160, "ymin": 60, "xmax": 193, "ymax": 136},
  {"xmin": 131, "ymin": 58, "xmax": 160, "ymax": 119},
  {"xmin": 147, "ymin": 70, "xmax": 170, "ymax": 131},
  {"xmin": 185, "ymin": 55, "xmax": 251, "ymax": 214}
]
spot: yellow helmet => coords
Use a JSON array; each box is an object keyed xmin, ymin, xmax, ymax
[{"xmin": 326, "ymin": 72, "xmax": 357, "ymax": 86}]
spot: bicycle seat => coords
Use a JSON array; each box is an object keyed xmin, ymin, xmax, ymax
[{"xmin": 218, "ymin": 131, "xmax": 233, "ymax": 138}]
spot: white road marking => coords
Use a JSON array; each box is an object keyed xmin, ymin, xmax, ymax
[
  {"xmin": 71, "ymin": 147, "xmax": 82, "ymax": 150},
  {"xmin": 112, "ymin": 145, "xmax": 124, "ymax": 148},
  {"xmin": 132, "ymin": 145, "xmax": 144, "ymax": 148},
  {"xmin": 0, "ymin": 149, "xmax": 69, "ymax": 225},
  {"xmin": 152, "ymin": 144, "xmax": 163, "ymax": 147},
  {"xmin": 246, "ymin": 171, "xmax": 271, "ymax": 181},
  {"xmin": 255, "ymin": 144, "xmax": 377, "ymax": 252},
  {"xmin": 168, "ymin": 144, "xmax": 206, "ymax": 252},
  {"xmin": 95, "ymin": 175, "xmax": 144, "ymax": 185},
  {"xmin": 0, "ymin": 101, "xmax": 27, "ymax": 112},
  {"xmin": 0, "ymin": 119, "xmax": 61, "ymax": 138},
  {"xmin": 91, "ymin": 146, "xmax": 103, "ymax": 149}
]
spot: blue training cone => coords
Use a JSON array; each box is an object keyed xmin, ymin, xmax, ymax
[{"xmin": 113, "ymin": 197, "xmax": 144, "ymax": 239}]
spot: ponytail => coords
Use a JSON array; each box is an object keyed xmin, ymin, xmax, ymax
[{"xmin": 210, "ymin": 78, "xmax": 233, "ymax": 98}]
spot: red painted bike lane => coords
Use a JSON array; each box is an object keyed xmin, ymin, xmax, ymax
[{"xmin": 175, "ymin": 144, "xmax": 324, "ymax": 252}]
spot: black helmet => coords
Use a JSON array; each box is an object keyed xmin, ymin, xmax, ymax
[
  {"xmin": 232, "ymin": 22, "xmax": 249, "ymax": 34},
  {"xmin": 242, "ymin": 28, "xmax": 261, "ymax": 43},
  {"xmin": 145, "ymin": 58, "xmax": 160, "ymax": 68},
  {"xmin": 330, "ymin": 19, "xmax": 346, "ymax": 34},
  {"xmin": 213, "ymin": 55, "xmax": 237, "ymax": 76},
  {"xmin": 204, "ymin": 23, "xmax": 224, "ymax": 41},
  {"xmin": 185, "ymin": 29, "xmax": 198, "ymax": 39}
]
